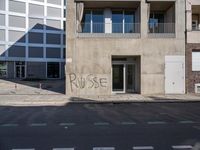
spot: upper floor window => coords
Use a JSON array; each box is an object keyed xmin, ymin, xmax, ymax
[
  {"xmin": 149, "ymin": 12, "xmax": 164, "ymax": 33},
  {"xmin": 81, "ymin": 9, "xmax": 136, "ymax": 34},
  {"xmin": 192, "ymin": 14, "xmax": 200, "ymax": 31},
  {"xmin": 82, "ymin": 10, "xmax": 104, "ymax": 33},
  {"xmin": 192, "ymin": 50, "xmax": 200, "ymax": 71},
  {"xmin": 112, "ymin": 10, "xmax": 135, "ymax": 33}
]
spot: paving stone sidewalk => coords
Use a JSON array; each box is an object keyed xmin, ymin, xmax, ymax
[{"xmin": 0, "ymin": 94, "xmax": 200, "ymax": 106}]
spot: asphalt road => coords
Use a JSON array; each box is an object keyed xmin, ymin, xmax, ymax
[{"xmin": 0, "ymin": 102, "xmax": 200, "ymax": 150}]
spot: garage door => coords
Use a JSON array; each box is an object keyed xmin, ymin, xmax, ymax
[{"xmin": 165, "ymin": 56, "xmax": 185, "ymax": 94}]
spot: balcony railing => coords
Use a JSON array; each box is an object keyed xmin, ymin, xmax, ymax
[
  {"xmin": 192, "ymin": 26, "xmax": 200, "ymax": 31},
  {"xmin": 80, "ymin": 23, "xmax": 140, "ymax": 34},
  {"xmin": 148, "ymin": 23, "xmax": 175, "ymax": 34}
]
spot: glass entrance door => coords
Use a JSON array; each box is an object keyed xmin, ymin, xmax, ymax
[
  {"xmin": 126, "ymin": 64, "xmax": 136, "ymax": 93},
  {"xmin": 15, "ymin": 62, "xmax": 25, "ymax": 79},
  {"xmin": 112, "ymin": 63, "xmax": 136, "ymax": 93},
  {"xmin": 112, "ymin": 64, "xmax": 124, "ymax": 92}
]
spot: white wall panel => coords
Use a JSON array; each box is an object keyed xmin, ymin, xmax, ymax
[
  {"xmin": 0, "ymin": 0, "xmax": 5, "ymax": 10},
  {"xmin": 0, "ymin": 30, "xmax": 5, "ymax": 41},
  {"xmin": 9, "ymin": 0, "xmax": 26, "ymax": 14},
  {"xmin": 192, "ymin": 51, "xmax": 200, "ymax": 71},
  {"xmin": 0, "ymin": 14, "xmax": 5, "ymax": 26},
  {"xmin": 9, "ymin": 15, "xmax": 25, "ymax": 28},
  {"xmin": 47, "ymin": 7, "xmax": 61, "ymax": 18},
  {"xmin": 29, "ymin": 4, "xmax": 44, "ymax": 17}
]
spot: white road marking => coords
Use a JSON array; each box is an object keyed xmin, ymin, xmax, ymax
[
  {"xmin": 1, "ymin": 123, "xmax": 19, "ymax": 127},
  {"xmin": 179, "ymin": 121, "xmax": 195, "ymax": 124},
  {"xmin": 133, "ymin": 146, "xmax": 154, "ymax": 149},
  {"xmin": 193, "ymin": 126, "xmax": 200, "ymax": 130},
  {"xmin": 53, "ymin": 148, "xmax": 74, "ymax": 150},
  {"xmin": 29, "ymin": 123, "xmax": 47, "ymax": 127},
  {"xmin": 93, "ymin": 147, "xmax": 115, "ymax": 150},
  {"xmin": 121, "ymin": 121, "xmax": 136, "ymax": 125},
  {"xmin": 94, "ymin": 122, "xmax": 110, "ymax": 126},
  {"xmin": 59, "ymin": 123, "xmax": 76, "ymax": 126},
  {"xmin": 147, "ymin": 121, "xmax": 166, "ymax": 125},
  {"xmin": 172, "ymin": 145, "xmax": 193, "ymax": 149},
  {"xmin": 12, "ymin": 149, "xmax": 35, "ymax": 150}
]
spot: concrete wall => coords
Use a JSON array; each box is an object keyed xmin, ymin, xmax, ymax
[
  {"xmin": 190, "ymin": 0, "xmax": 200, "ymax": 5},
  {"xmin": 187, "ymin": 31, "xmax": 200, "ymax": 43},
  {"xmin": 66, "ymin": 0, "xmax": 185, "ymax": 96}
]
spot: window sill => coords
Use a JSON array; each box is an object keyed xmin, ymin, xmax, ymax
[
  {"xmin": 77, "ymin": 33, "xmax": 141, "ymax": 38},
  {"xmin": 148, "ymin": 33, "xmax": 176, "ymax": 38}
]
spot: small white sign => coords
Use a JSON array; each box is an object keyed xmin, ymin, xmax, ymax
[{"xmin": 66, "ymin": 58, "xmax": 72, "ymax": 63}]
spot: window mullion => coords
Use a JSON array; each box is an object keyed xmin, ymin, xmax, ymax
[
  {"xmin": 91, "ymin": 10, "xmax": 93, "ymax": 33},
  {"xmin": 123, "ymin": 10, "xmax": 125, "ymax": 34}
]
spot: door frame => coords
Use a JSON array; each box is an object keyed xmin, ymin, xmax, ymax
[
  {"xmin": 111, "ymin": 61, "xmax": 137, "ymax": 94},
  {"xmin": 14, "ymin": 61, "xmax": 26, "ymax": 79}
]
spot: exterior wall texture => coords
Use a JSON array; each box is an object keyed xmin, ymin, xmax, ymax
[
  {"xmin": 66, "ymin": 0, "xmax": 186, "ymax": 96},
  {"xmin": 186, "ymin": 44, "xmax": 200, "ymax": 93}
]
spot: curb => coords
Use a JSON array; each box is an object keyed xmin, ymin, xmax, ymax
[{"xmin": 1, "ymin": 99, "xmax": 200, "ymax": 106}]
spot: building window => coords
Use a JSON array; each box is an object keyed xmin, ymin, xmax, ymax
[
  {"xmin": 192, "ymin": 51, "xmax": 200, "ymax": 71},
  {"xmin": 112, "ymin": 10, "xmax": 123, "ymax": 33},
  {"xmin": 0, "ymin": 62, "xmax": 7, "ymax": 78},
  {"xmin": 112, "ymin": 10, "xmax": 135, "ymax": 33},
  {"xmin": 82, "ymin": 10, "xmax": 104, "ymax": 33},
  {"xmin": 192, "ymin": 14, "xmax": 199, "ymax": 30},
  {"xmin": 81, "ymin": 10, "xmax": 135, "ymax": 33},
  {"xmin": 124, "ymin": 11, "xmax": 135, "ymax": 33},
  {"xmin": 47, "ymin": 62, "xmax": 60, "ymax": 78},
  {"xmin": 149, "ymin": 12, "xmax": 164, "ymax": 33}
]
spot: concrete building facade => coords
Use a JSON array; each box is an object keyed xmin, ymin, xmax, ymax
[
  {"xmin": 66, "ymin": 0, "xmax": 186, "ymax": 96},
  {"xmin": 0, "ymin": 0, "xmax": 66, "ymax": 79},
  {"xmin": 186, "ymin": 0, "xmax": 200, "ymax": 93}
]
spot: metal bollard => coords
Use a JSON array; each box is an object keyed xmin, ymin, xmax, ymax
[
  {"xmin": 38, "ymin": 83, "xmax": 42, "ymax": 94},
  {"xmin": 39, "ymin": 83, "xmax": 42, "ymax": 89},
  {"xmin": 15, "ymin": 84, "xmax": 17, "ymax": 90}
]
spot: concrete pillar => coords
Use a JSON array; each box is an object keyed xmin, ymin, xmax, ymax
[
  {"xmin": 176, "ymin": 0, "xmax": 186, "ymax": 39},
  {"xmin": 135, "ymin": 6, "xmax": 140, "ymax": 33},
  {"xmin": 104, "ymin": 8, "xmax": 112, "ymax": 33},
  {"xmin": 140, "ymin": 0, "xmax": 148, "ymax": 38},
  {"xmin": 186, "ymin": 0, "xmax": 192, "ymax": 31}
]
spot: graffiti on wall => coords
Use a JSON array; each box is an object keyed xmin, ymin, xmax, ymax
[{"xmin": 69, "ymin": 73, "xmax": 108, "ymax": 92}]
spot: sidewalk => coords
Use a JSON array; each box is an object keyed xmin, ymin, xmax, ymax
[
  {"xmin": 1, "ymin": 79, "xmax": 200, "ymax": 106},
  {"xmin": 0, "ymin": 94, "xmax": 200, "ymax": 106}
]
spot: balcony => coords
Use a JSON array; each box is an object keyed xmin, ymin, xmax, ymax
[
  {"xmin": 76, "ymin": 1, "xmax": 140, "ymax": 38},
  {"xmin": 148, "ymin": 23, "xmax": 175, "ymax": 38},
  {"xmin": 192, "ymin": 25, "xmax": 200, "ymax": 31},
  {"xmin": 187, "ymin": 5, "xmax": 200, "ymax": 43},
  {"xmin": 192, "ymin": 6, "xmax": 200, "ymax": 31},
  {"xmin": 78, "ymin": 23, "xmax": 140, "ymax": 38},
  {"xmin": 148, "ymin": 1, "xmax": 176, "ymax": 38}
]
